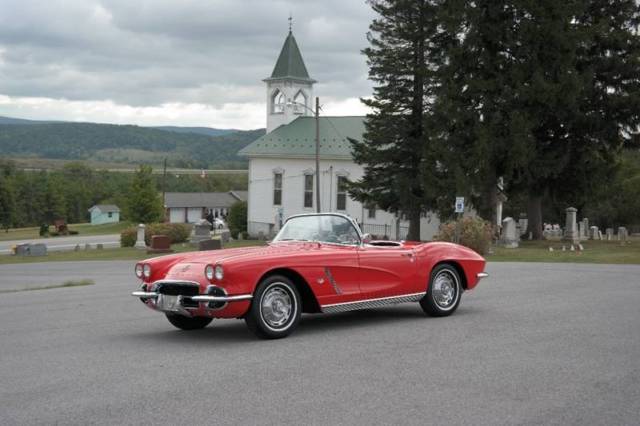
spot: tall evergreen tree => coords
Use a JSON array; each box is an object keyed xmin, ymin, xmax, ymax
[
  {"xmin": 350, "ymin": 0, "xmax": 444, "ymax": 240},
  {"xmin": 438, "ymin": 0, "xmax": 640, "ymax": 238},
  {"xmin": 127, "ymin": 165, "xmax": 163, "ymax": 224}
]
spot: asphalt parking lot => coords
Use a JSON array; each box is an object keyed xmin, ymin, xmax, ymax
[{"xmin": 0, "ymin": 261, "xmax": 638, "ymax": 425}]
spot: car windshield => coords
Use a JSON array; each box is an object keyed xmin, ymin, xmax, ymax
[{"xmin": 273, "ymin": 215, "xmax": 361, "ymax": 245}]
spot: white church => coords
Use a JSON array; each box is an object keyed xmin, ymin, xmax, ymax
[{"xmin": 239, "ymin": 29, "xmax": 441, "ymax": 240}]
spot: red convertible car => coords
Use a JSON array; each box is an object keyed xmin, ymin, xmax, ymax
[{"xmin": 132, "ymin": 213, "xmax": 488, "ymax": 339}]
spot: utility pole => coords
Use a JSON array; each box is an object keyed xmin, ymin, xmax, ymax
[
  {"xmin": 315, "ymin": 96, "xmax": 321, "ymax": 213},
  {"xmin": 162, "ymin": 158, "xmax": 167, "ymax": 221}
]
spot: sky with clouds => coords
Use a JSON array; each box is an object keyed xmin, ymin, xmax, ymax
[{"xmin": 0, "ymin": 0, "xmax": 376, "ymax": 129}]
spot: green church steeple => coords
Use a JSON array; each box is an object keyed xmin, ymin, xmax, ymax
[{"xmin": 265, "ymin": 31, "xmax": 316, "ymax": 83}]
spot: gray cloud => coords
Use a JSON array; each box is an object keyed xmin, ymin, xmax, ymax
[{"xmin": 0, "ymin": 0, "xmax": 375, "ymax": 125}]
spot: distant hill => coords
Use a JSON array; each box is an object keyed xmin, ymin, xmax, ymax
[
  {"xmin": 0, "ymin": 119, "xmax": 265, "ymax": 169},
  {"xmin": 0, "ymin": 116, "xmax": 59, "ymax": 125},
  {"xmin": 154, "ymin": 126, "xmax": 237, "ymax": 137}
]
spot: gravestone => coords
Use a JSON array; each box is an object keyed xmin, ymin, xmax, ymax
[
  {"xmin": 590, "ymin": 226, "xmax": 599, "ymax": 240},
  {"xmin": 563, "ymin": 207, "xmax": 579, "ymax": 244},
  {"xmin": 582, "ymin": 218, "xmax": 589, "ymax": 239},
  {"xmin": 618, "ymin": 227, "xmax": 628, "ymax": 241},
  {"xmin": 606, "ymin": 228, "xmax": 614, "ymax": 240},
  {"xmin": 220, "ymin": 230, "xmax": 231, "ymax": 244},
  {"xmin": 598, "ymin": 230, "xmax": 603, "ymax": 240},
  {"xmin": 15, "ymin": 243, "xmax": 47, "ymax": 257},
  {"xmin": 84, "ymin": 243, "xmax": 91, "ymax": 250},
  {"xmin": 135, "ymin": 224, "xmax": 147, "ymax": 249},
  {"xmin": 501, "ymin": 217, "xmax": 519, "ymax": 248},
  {"xmin": 198, "ymin": 239, "xmax": 222, "ymax": 251},
  {"xmin": 190, "ymin": 219, "xmax": 211, "ymax": 244},
  {"xmin": 518, "ymin": 214, "xmax": 528, "ymax": 236},
  {"xmin": 147, "ymin": 235, "xmax": 173, "ymax": 254}
]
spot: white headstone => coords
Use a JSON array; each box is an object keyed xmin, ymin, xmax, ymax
[
  {"xmin": 501, "ymin": 217, "xmax": 519, "ymax": 248},
  {"xmin": 135, "ymin": 224, "xmax": 146, "ymax": 249},
  {"xmin": 564, "ymin": 207, "xmax": 579, "ymax": 244}
]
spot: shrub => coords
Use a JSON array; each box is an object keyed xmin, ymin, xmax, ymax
[
  {"xmin": 228, "ymin": 201, "xmax": 247, "ymax": 239},
  {"xmin": 120, "ymin": 223, "xmax": 192, "ymax": 247},
  {"xmin": 144, "ymin": 223, "xmax": 192, "ymax": 245},
  {"xmin": 120, "ymin": 227, "xmax": 137, "ymax": 247},
  {"xmin": 435, "ymin": 217, "xmax": 493, "ymax": 255}
]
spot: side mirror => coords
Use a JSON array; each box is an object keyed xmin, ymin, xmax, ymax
[{"xmin": 362, "ymin": 233, "xmax": 372, "ymax": 244}]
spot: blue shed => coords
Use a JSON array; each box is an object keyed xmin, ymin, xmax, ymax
[{"xmin": 88, "ymin": 204, "xmax": 120, "ymax": 225}]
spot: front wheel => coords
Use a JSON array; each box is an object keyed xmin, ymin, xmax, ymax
[
  {"xmin": 165, "ymin": 313, "xmax": 213, "ymax": 330},
  {"xmin": 245, "ymin": 275, "xmax": 301, "ymax": 339},
  {"xmin": 420, "ymin": 264, "xmax": 462, "ymax": 317}
]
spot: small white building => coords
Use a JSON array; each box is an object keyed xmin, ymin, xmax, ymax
[{"xmin": 239, "ymin": 30, "xmax": 441, "ymax": 240}]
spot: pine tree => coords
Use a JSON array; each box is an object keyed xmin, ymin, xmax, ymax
[
  {"xmin": 127, "ymin": 165, "xmax": 163, "ymax": 224},
  {"xmin": 438, "ymin": 0, "xmax": 640, "ymax": 238},
  {"xmin": 351, "ymin": 0, "xmax": 445, "ymax": 240}
]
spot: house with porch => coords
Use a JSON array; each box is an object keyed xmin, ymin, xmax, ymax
[{"xmin": 239, "ymin": 29, "xmax": 441, "ymax": 240}]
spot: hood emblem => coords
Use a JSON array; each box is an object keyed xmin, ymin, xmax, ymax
[{"xmin": 180, "ymin": 265, "xmax": 191, "ymax": 273}]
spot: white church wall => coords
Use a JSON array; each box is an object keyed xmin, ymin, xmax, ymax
[{"xmin": 247, "ymin": 156, "xmax": 441, "ymax": 241}]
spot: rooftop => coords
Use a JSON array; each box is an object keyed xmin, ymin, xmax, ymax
[
  {"xmin": 239, "ymin": 116, "xmax": 365, "ymax": 159},
  {"xmin": 88, "ymin": 204, "xmax": 120, "ymax": 213},
  {"xmin": 164, "ymin": 192, "xmax": 245, "ymax": 208}
]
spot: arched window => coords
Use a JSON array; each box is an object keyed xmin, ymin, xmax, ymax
[
  {"xmin": 271, "ymin": 89, "xmax": 286, "ymax": 114},
  {"xmin": 293, "ymin": 90, "xmax": 307, "ymax": 114}
]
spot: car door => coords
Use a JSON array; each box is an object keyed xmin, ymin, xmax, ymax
[{"xmin": 357, "ymin": 244, "xmax": 421, "ymax": 300}]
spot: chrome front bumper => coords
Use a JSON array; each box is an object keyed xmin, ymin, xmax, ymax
[
  {"xmin": 132, "ymin": 288, "xmax": 252, "ymax": 317},
  {"xmin": 131, "ymin": 291, "xmax": 253, "ymax": 303}
]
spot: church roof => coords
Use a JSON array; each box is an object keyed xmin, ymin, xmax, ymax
[
  {"xmin": 264, "ymin": 31, "xmax": 316, "ymax": 83},
  {"xmin": 239, "ymin": 116, "xmax": 365, "ymax": 159}
]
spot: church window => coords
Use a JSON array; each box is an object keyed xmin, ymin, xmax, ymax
[
  {"xmin": 273, "ymin": 173, "xmax": 282, "ymax": 205},
  {"xmin": 293, "ymin": 90, "xmax": 307, "ymax": 114},
  {"xmin": 304, "ymin": 174, "xmax": 314, "ymax": 208},
  {"xmin": 272, "ymin": 90, "xmax": 285, "ymax": 114},
  {"xmin": 336, "ymin": 176, "xmax": 348, "ymax": 211}
]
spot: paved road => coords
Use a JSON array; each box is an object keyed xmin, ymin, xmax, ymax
[
  {"xmin": 0, "ymin": 261, "xmax": 638, "ymax": 425},
  {"xmin": 0, "ymin": 234, "xmax": 120, "ymax": 254}
]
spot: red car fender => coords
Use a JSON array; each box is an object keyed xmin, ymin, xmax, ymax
[{"xmin": 415, "ymin": 242, "xmax": 486, "ymax": 291}]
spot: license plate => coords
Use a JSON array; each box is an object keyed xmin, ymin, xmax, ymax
[{"xmin": 157, "ymin": 295, "xmax": 181, "ymax": 311}]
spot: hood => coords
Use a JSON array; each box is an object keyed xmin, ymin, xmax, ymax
[{"xmin": 149, "ymin": 242, "xmax": 320, "ymax": 266}]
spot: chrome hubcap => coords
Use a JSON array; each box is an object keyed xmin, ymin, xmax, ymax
[
  {"xmin": 260, "ymin": 284, "xmax": 293, "ymax": 329},
  {"xmin": 432, "ymin": 271, "xmax": 458, "ymax": 309}
]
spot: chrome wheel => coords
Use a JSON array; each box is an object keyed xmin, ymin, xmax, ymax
[
  {"xmin": 432, "ymin": 270, "xmax": 459, "ymax": 310},
  {"xmin": 260, "ymin": 283, "xmax": 294, "ymax": 330}
]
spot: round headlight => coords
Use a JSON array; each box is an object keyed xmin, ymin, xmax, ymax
[
  {"xmin": 134, "ymin": 263, "xmax": 143, "ymax": 278},
  {"xmin": 205, "ymin": 265, "xmax": 214, "ymax": 280},
  {"xmin": 143, "ymin": 264, "xmax": 151, "ymax": 278},
  {"xmin": 214, "ymin": 265, "xmax": 224, "ymax": 280}
]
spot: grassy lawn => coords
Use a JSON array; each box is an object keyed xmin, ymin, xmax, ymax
[
  {"xmin": 0, "ymin": 221, "xmax": 131, "ymax": 242},
  {"xmin": 488, "ymin": 238, "xmax": 640, "ymax": 264},
  {"xmin": 0, "ymin": 239, "xmax": 266, "ymax": 265}
]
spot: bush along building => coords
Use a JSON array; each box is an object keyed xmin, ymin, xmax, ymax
[{"xmin": 239, "ymin": 28, "xmax": 441, "ymax": 240}]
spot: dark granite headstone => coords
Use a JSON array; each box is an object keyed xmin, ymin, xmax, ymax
[
  {"xmin": 147, "ymin": 235, "xmax": 173, "ymax": 254},
  {"xmin": 198, "ymin": 239, "xmax": 222, "ymax": 251}
]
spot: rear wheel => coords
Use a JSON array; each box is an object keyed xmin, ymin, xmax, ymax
[
  {"xmin": 420, "ymin": 264, "xmax": 462, "ymax": 317},
  {"xmin": 165, "ymin": 313, "xmax": 213, "ymax": 330},
  {"xmin": 245, "ymin": 275, "xmax": 301, "ymax": 339}
]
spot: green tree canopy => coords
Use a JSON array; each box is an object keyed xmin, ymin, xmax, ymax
[{"xmin": 126, "ymin": 165, "xmax": 163, "ymax": 224}]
